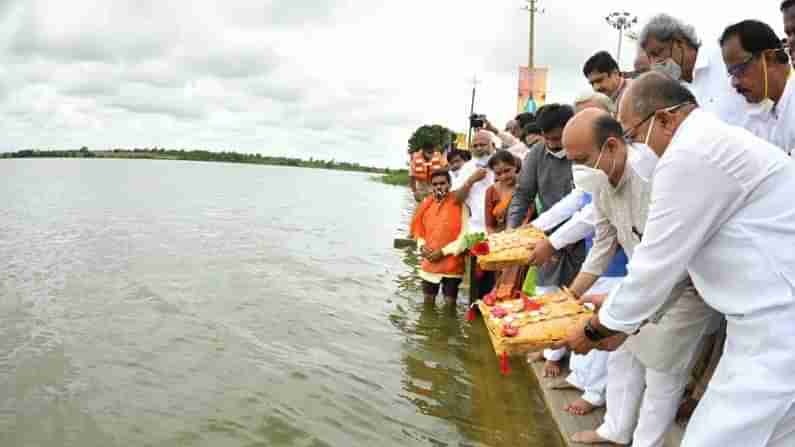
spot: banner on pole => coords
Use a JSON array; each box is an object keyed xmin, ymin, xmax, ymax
[{"xmin": 517, "ymin": 67, "xmax": 548, "ymax": 114}]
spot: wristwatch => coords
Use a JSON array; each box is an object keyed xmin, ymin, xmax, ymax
[{"xmin": 584, "ymin": 319, "xmax": 610, "ymax": 342}]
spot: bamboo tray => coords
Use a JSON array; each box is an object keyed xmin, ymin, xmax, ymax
[
  {"xmin": 478, "ymin": 288, "xmax": 593, "ymax": 356},
  {"xmin": 477, "ymin": 226, "xmax": 547, "ymax": 271}
]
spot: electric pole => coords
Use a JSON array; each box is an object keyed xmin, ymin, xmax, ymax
[
  {"xmin": 605, "ymin": 11, "xmax": 638, "ymax": 68},
  {"xmin": 467, "ymin": 75, "xmax": 480, "ymax": 149},
  {"xmin": 522, "ymin": 0, "xmax": 544, "ymax": 69}
]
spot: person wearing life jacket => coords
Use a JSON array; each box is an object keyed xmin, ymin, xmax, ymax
[
  {"xmin": 410, "ymin": 142, "xmax": 447, "ymax": 202},
  {"xmin": 411, "ymin": 169, "xmax": 468, "ymax": 306}
]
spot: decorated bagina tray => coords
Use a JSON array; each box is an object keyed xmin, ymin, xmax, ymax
[
  {"xmin": 474, "ymin": 226, "xmax": 547, "ymax": 271},
  {"xmin": 477, "ymin": 288, "xmax": 593, "ymax": 358}
]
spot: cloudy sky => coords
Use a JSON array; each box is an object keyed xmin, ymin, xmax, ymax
[{"xmin": 0, "ymin": 1, "xmax": 785, "ymax": 168}]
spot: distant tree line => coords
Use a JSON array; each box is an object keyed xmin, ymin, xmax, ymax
[{"xmin": 0, "ymin": 147, "xmax": 404, "ymax": 175}]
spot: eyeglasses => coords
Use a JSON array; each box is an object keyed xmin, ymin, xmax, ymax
[
  {"xmin": 727, "ymin": 53, "xmax": 756, "ymax": 78},
  {"xmin": 622, "ymin": 102, "xmax": 693, "ymax": 140}
]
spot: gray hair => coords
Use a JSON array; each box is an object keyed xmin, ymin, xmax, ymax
[
  {"xmin": 573, "ymin": 91, "xmax": 615, "ymax": 114},
  {"xmin": 640, "ymin": 13, "xmax": 701, "ymax": 50}
]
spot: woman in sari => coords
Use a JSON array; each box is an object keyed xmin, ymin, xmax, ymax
[
  {"xmin": 484, "ymin": 150, "xmax": 521, "ymax": 234},
  {"xmin": 483, "ymin": 151, "xmax": 528, "ymax": 299}
]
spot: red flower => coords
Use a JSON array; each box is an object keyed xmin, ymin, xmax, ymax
[
  {"xmin": 502, "ymin": 325, "xmax": 519, "ymax": 337},
  {"xmin": 483, "ymin": 288, "xmax": 497, "ymax": 306},
  {"xmin": 523, "ymin": 298, "xmax": 542, "ymax": 312},
  {"xmin": 471, "ymin": 241, "xmax": 490, "ymax": 256},
  {"xmin": 491, "ymin": 307, "xmax": 509, "ymax": 318}
]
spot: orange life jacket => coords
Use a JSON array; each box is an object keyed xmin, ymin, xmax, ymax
[
  {"xmin": 411, "ymin": 194, "xmax": 465, "ymax": 275},
  {"xmin": 410, "ymin": 151, "xmax": 446, "ymax": 183}
]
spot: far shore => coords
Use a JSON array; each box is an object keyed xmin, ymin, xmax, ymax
[{"xmin": 2, "ymin": 147, "xmax": 410, "ymax": 186}]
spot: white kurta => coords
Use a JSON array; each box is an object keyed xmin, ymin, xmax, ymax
[
  {"xmin": 584, "ymin": 154, "xmax": 716, "ymax": 374},
  {"xmin": 451, "ymin": 159, "xmax": 495, "ymax": 234},
  {"xmin": 740, "ymin": 73, "xmax": 795, "ymax": 155},
  {"xmin": 531, "ymin": 188, "xmax": 595, "ymax": 250},
  {"xmin": 600, "ymin": 109, "xmax": 795, "ymax": 446},
  {"xmin": 686, "ymin": 41, "xmax": 748, "ymax": 126}
]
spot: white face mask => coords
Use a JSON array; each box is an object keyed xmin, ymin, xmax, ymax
[
  {"xmin": 547, "ymin": 147, "xmax": 568, "ymax": 159},
  {"xmin": 627, "ymin": 116, "xmax": 660, "ymax": 181},
  {"xmin": 571, "ymin": 148, "xmax": 610, "ymax": 193},
  {"xmin": 475, "ymin": 153, "xmax": 492, "ymax": 167},
  {"xmin": 653, "ymin": 59, "xmax": 682, "ymax": 81}
]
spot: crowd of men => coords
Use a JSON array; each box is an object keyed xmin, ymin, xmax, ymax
[{"xmin": 410, "ymin": 5, "xmax": 795, "ymax": 447}]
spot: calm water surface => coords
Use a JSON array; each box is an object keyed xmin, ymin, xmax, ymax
[{"xmin": 0, "ymin": 159, "xmax": 563, "ymax": 447}]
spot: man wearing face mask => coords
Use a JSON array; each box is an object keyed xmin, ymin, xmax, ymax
[
  {"xmin": 507, "ymin": 104, "xmax": 586, "ymax": 292},
  {"xmin": 720, "ymin": 20, "xmax": 795, "ymax": 155},
  {"xmin": 640, "ymin": 13, "xmax": 746, "ymax": 126},
  {"xmin": 451, "ymin": 130, "xmax": 496, "ymax": 302},
  {"xmin": 558, "ymin": 72, "xmax": 795, "ymax": 447},
  {"xmin": 561, "ymin": 108, "xmax": 715, "ymax": 446},
  {"xmin": 525, "ymin": 97, "xmax": 633, "ymax": 417}
]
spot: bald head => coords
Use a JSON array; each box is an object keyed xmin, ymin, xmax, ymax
[
  {"xmin": 618, "ymin": 71, "xmax": 697, "ymax": 125},
  {"xmin": 563, "ymin": 108, "xmax": 609, "ymax": 152},
  {"xmin": 505, "ymin": 119, "xmax": 520, "ymax": 137},
  {"xmin": 565, "ymin": 108, "xmax": 627, "ymax": 187}
]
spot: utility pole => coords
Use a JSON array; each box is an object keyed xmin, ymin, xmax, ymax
[
  {"xmin": 522, "ymin": 0, "xmax": 544, "ymax": 69},
  {"xmin": 467, "ymin": 75, "xmax": 480, "ymax": 149},
  {"xmin": 605, "ymin": 11, "xmax": 638, "ymax": 68}
]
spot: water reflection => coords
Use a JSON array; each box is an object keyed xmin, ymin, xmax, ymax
[{"xmin": 392, "ymin": 202, "xmax": 564, "ymax": 447}]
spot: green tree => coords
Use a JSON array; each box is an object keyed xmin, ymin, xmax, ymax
[{"xmin": 407, "ymin": 124, "xmax": 453, "ymax": 153}]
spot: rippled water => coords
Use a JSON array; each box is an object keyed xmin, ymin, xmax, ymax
[{"xmin": 0, "ymin": 159, "xmax": 563, "ymax": 447}]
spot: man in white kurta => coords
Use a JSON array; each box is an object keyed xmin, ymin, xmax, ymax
[
  {"xmin": 561, "ymin": 73, "xmax": 795, "ymax": 447},
  {"xmin": 641, "ymin": 13, "xmax": 747, "ymax": 126},
  {"xmin": 562, "ymin": 109, "xmax": 715, "ymax": 446},
  {"xmin": 720, "ymin": 19, "xmax": 795, "ymax": 154}
]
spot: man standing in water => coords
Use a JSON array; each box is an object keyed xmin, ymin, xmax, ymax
[{"xmin": 412, "ymin": 170, "xmax": 468, "ymax": 306}]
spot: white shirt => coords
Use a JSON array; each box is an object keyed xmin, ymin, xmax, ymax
[
  {"xmin": 496, "ymin": 130, "xmax": 530, "ymax": 160},
  {"xmin": 600, "ymin": 109, "xmax": 795, "ymax": 336},
  {"xmin": 451, "ymin": 158, "xmax": 495, "ymax": 234},
  {"xmin": 531, "ymin": 188, "xmax": 595, "ymax": 250},
  {"xmin": 740, "ymin": 73, "xmax": 795, "ymax": 155},
  {"xmin": 687, "ymin": 41, "xmax": 748, "ymax": 126}
]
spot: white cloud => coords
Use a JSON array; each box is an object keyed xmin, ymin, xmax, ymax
[{"xmin": 0, "ymin": 0, "xmax": 787, "ymax": 167}]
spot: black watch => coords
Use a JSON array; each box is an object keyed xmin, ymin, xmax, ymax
[{"xmin": 584, "ymin": 319, "xmax": 610, "ymax": 342}]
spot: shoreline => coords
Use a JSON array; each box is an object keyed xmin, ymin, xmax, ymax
[{"xmin": 2, "ymin": 148, "xmax": 411, "ymax": 181}]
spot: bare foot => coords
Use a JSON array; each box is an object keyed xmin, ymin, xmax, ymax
[
  {"xmin": 571, "ymin": 430, "xmax": 623, "ymax": 445},
  {"xmin": 543, "ymin": 360, "xmax": 562, "ymax": 377},
  {"xmin": 527, "ymin": 351, "xmax": 545, "ymax": 363},
  {"xmin": 564, "ymin": 398, "xmax": 598, "ymax": 416}
]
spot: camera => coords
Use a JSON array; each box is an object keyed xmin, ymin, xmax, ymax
[{"xmin": 470, "ymin": 113, "xmax": 486, "ymax": 129}]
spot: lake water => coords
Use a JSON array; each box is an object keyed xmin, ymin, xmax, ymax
[{"xmin": 0, "ymin": 159, "xmax": 564, "ymax": 447}]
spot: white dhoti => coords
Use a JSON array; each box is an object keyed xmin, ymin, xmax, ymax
[
  {"xmin": 597, "ymin": 281, "xmax": 716, "ymax": 447},
  {"xmin": 541, "ymin": 278, "xmax": 619, "ymax": 407},
  {"xmin": 597, "ymin": 346, "xmax": 689, "ymax": 446},
  {"xmin": 680, "ymin": 305, "xmax": 795, "ymax": 447}
]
